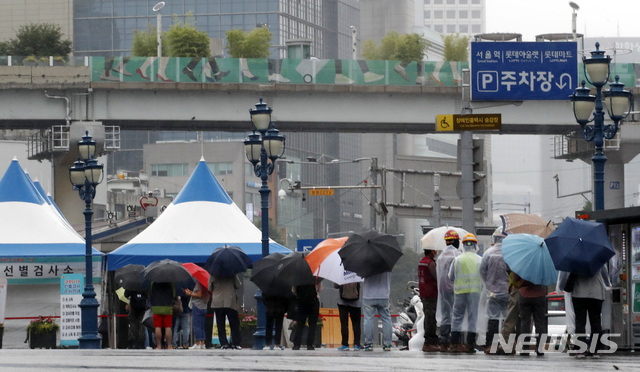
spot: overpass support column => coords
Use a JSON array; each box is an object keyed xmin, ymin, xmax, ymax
[{"xmin": 601, "ymin": 160, "xmax": 625, "ymax": 209}]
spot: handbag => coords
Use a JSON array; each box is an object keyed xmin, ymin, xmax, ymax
[
  {"xmin": 142, "ymin": 308, "xmax": 153, "ymax": 328},
  {"xmin": 564, "ymin": 273, "xmax": 576, "ymax": 293},
  {"xmin": 172, "ymin": 297, "xmax": 183, "ymax": 316}
]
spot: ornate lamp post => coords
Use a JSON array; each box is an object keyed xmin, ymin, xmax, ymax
[
  {"xmin": 244, "ymin": 98, "xmax": 285, "ymax": 349},
  {"xmin": 570, "ymin": 42, "xmax": 633, "ymax": 211},
  {"xmin": 68, "ymin": 131, "xmax": 104, "ymax": 349}
]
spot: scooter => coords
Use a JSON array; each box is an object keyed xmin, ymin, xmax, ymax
[{"xmin": 393, "ymin": 281, "xmax": 424, "ymax": 350}]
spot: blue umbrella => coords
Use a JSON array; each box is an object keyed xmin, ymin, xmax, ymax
[
  {"xmin": 501, "ymin": 233, "xmax": 558, "ymax": 285},
  {"xmin": 204, "ymin": 245, "xmax": 252, "ymax": 277},
  {"xmin": 545, "ymin": 217, "xmax": 615, "ymax": 277}
]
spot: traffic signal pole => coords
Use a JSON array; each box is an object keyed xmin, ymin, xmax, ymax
[{"xmin": 461, "ymin": 68, "xmax": 475, "ymax": 232}]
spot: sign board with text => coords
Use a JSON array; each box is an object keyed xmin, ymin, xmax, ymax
[
  {"xmin": 0, "ymin": 257, "xmax": 101, "ymax": 284},
  {"xmin": 60, "ymin": 273, "xmax": 84, "ymax": 346},
  {"xmin": 436, "ymin": 114, "xmax": 501, "ymax": 131},
  {"xmin": 471, "ymin": 41, "xmax": 578, "ymax": 101},
  {"xmin": 309, "ymin": 189, "xmax": 335, "ymax": 196}
]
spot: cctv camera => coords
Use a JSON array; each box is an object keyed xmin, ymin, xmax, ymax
[
  {"xmin": 278, "ymin": 189, "xmax": 286, "ymax": 200},
  {"xmin": 352, "ymin": 29, "xmax": 357, "ymax": 34}
]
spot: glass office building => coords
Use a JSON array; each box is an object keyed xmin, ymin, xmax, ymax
[{"xmin": 73, "ymin": 0, "xmax": 359, "ymax": 59}]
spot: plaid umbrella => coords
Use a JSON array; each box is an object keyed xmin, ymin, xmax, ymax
[{"xmin": 501, "ymin": 213, "xmax": 556, "ymax": 238}]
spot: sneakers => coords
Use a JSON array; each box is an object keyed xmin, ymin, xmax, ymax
[
  {"xmin": 263, "ymin": 345, "xmax": 273, "ymax": 350},
  {"xmin": 337, "ymin": 345, "xmax": 350, "ymax": 351},
  {"xmin": 231, "ymin": 345, "xmax": 242, "ymax": 350},
  {"xmin": 575, "ymin": 353, "xmax": 586, "ymax": 359},
  {"xmin": 363, "ymin": 344, "xmax": 373, "ymax": 351},
  {"xmin": 394, "ymin": 64, "xmax": 410, "ymax": 81},
  {"xmin": 383, "ymin": 345, "xmax": 392, "ymax": 351},
  {"xmin": 591, "ymin": 353, "xmax": 601, "ymax": 359},
  {"xmin": 335, "ymin": 74, "xmax": 354, "ymax": 84},
  {"xmin": 363, "ymin": 71, "xmax": 384, "ymax": 83},
  {"xmin": 220, "ymin": 344, "xmax": 231, "ymax": 350},
  {"xmin": 276, "ymin": 345, "xmax": 285, "ymax": 350},
  {"xmin": 353, "ymin": 345, "xmax": 361, "ymax": 351},
  {"xmin": 188, "ymin": 344, "xmax": 200, "ymax": 350}
]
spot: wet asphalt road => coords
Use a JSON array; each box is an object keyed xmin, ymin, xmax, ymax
[{"xmin": 0, "ymin": 348, "xmax": 638, "ymax": 372}]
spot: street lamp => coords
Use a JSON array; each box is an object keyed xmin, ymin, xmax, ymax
[
  {"xmin": 153, "ymin": 2, "xmax": 165, "ymax": 59},
  {"xmin": 68, "ymin": 131, "xmax": 104, "ymax": 349},
  {"xmin": 570, "ymin": 42, "xmax": 633, "ymax": 211},
  {"xmin": 243, "ymin": 98, "xmax": 285, "ymax": 349}
]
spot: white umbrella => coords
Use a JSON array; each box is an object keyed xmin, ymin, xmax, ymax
[
  {"xmin": 420, "ymin": 226, "xmax": 469, "ymax": 250},
  {"xmin": 313, "ymin": 249, "xmax": 364, "ymax": 285}
]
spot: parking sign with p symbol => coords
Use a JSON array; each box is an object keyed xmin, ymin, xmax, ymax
[{"xmin": 477, "ymin": 71, "xmax": 498, "ymax": 92}]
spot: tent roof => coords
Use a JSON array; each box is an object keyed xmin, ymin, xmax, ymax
[
  {"xmin": 108, "ymin": 159, "xmax": 290, "ymax": 270},
  {"xmin": 0, "ymin": 159, "xmax": 101, "ymax": 257}
]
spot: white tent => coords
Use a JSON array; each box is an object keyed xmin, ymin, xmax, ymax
[
  {"xmin": 107, "ymin": 158, "xmax": 290, "ymax": 270},
  {"xmin": 0, "ymin": 158, "xmax": 102, "ymax": 348}
]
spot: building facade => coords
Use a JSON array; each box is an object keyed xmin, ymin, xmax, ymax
[
  {"xmin": 419, "ymin": 0, "xmax": 485, "ymax": 36},
  {"xmin": 73, "ymin": 0, "xmax": 359, "ymax": 59}
]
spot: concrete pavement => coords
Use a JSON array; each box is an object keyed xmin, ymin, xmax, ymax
[{"xmin": 0, "ymin": 348, "xmax": 638, "ymax": 372}]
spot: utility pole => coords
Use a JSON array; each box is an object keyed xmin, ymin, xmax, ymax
[
  {"xmin": 461, "ymin": 69, "xmax": 474, "ymax": 232},
  {"xmin": 370, "ymin": 157, "xmax": 378, "ymax": 230},
  {"xmin": 433, "ymin": 174, "xmax": 441, "ymax": 228}
]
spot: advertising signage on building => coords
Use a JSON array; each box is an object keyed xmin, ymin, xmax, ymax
[{"xmin": 471, "ymin": 42, "xmax": 578, "ymax": 101}]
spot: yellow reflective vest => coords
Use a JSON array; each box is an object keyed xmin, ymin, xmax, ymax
[{"xmin": 453, "ymin": 252, "xmax": 482, "ymax": 294}]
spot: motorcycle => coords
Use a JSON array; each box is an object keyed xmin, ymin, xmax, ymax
[{"xmin": 393, "ymin": 281, "xmax": 424, "ymax": 350}]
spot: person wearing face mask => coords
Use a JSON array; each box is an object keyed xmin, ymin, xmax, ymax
[
  {"xmin": 436, "ymin": 230, "xmax": 461, "ymax": 352},
  {"xmin": 448, "ymin": 233, "xmax": 483, "ymax": 353},
  {"xmin": 419, "ymin": 248, "xmax": 439, "ymax": 352}
]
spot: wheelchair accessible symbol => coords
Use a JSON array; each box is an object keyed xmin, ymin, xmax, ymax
[{"xmin": 436, "ymin": 115, "xmax": 454, "ymax": 131}]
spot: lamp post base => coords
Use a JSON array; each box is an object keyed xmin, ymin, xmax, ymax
[
  {"xmin": 252, "ymin": 289, "xmax": 266, "ymax": 350},
  {"xmin": 78, "ymin": 288, "xmax": 101, "ymax": 349}
]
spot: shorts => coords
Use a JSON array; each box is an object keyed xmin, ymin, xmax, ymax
[{"xmin": 153, "ymin": 314, "xmax": 172, "ymax": 328}]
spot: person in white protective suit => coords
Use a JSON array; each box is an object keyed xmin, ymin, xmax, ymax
[
  {"xmin": 448, "ymin": 233, "xmax": 483, "ymax": 353},
  {"xmin": 479, "ymin": 227, "xmax": 510, "ymax": 354},
  {"xmin": 435, "ymin": 230, "xmax": 462, "ymax": 352}
]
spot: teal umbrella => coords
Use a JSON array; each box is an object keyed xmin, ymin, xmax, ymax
[{"xmin": 500, "ymin": 233, "xmax": 558, "ymax": 285}]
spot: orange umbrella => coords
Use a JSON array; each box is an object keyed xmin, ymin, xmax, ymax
[
  {"xmin": 304, "ymin": 237, "xmax": 348, "ymax": 274},
  {"xmin": 181, "ymin": 263, "xmax": 210, "ymax": 289}
]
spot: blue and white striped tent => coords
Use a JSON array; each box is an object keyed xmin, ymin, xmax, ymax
[
  {"xmin": 107, "ymin": 158, "xmax": 290, "ymax": 270},
  {"xmin": 0, "ymin": 158, "xmax": 100, "ymax": 258}
]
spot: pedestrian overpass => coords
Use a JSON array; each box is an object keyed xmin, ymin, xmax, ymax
[{"xmin": 3, "ymin": 56, "xmax": 632, "ymax": 135}]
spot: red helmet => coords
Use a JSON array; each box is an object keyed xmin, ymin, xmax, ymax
[{"xmin": 444, "ymin": 230, "xmax": 460, "ymax": 241}]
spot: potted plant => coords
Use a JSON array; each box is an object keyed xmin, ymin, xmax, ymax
[
  {"xmin": 25, "ymin": 316, "xmax": 59, "ymax": 349},
  {"xmin": 22, "ymin": 55, "xmax": 38, "ymax": 66},
  {"xmin": 238, "ymin": 313, "xmax": 257, "ymax": 348},
  {"xmin": 52, "ymin": 56, "xmax": 66, "ymax": 66}
]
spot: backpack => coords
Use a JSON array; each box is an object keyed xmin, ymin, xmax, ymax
[
  {"xmin": 130, "ymin": 293, "xmax": 148, "ymax": 311},
  {"xmin": 340, "ymin": 283, "xmax": 359, "ymax": 301}
]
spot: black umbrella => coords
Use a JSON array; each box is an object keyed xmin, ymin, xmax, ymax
[
  {"xmin": 114, "ymin": 264, "xmax": 150, "ymax": 292},
  {"xmin": 204, "ymin": 246, "xmax": 253, "ymax": 277},
  {"xmin": 338, "ymin": 230, "xmax": 403, "ymax": 278},
  {"xmin": 250, "ymin": 252, "xmax": 314, "ymax": 297},
  {"xmin": 143, "ymin": 259, "xmax": 194, "ymax": 283}
]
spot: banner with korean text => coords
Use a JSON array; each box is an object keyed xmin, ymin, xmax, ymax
[
  {"xmin": 60, "ymin": 273, "xmax": 84, "ymax": 346},
  {"xmin": 0, "ymin": 256, "xmax": 101, "ymax": 284}
]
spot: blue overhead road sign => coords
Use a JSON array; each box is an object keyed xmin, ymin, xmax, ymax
[{"xmin": 471, "ymin": 42, "xmax": 578, "ymax": 101}]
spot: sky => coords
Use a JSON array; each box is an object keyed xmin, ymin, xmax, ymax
[{"xmin": 486, "ymin": 0, "xmax": 640, "ymax": 41}]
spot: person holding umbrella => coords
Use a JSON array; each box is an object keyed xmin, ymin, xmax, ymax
[
  {"xmin": 418, "ymin": 248, "xmax": 439, "ymax": 352},
  {"xmin": 209, "ymin": 274, "xmax": 243, "ymax": 350},
  {"xmin": 263, "ymin": 293, "xmax": 290, "ymax": 350},
  {"xmin": 479, "ymin": 227, "xmax": 509, "ymax": 354},
  {"xmin": 149, "ymin": 281, "xmax": 176, "ymax": 350},
  {"xmin": 184, "ymin": 280, "xmax": 210, "ymax": 349},
  {"xmin": 338, "ymin": 230, "xmax": 403, "ymax": 352},
  {"xmin": 436, "ymin": 230, "xmax": 462, "ymax": 352},
  {"xmin": 447, "ymin": 233, "xmax": 482, "ymax": 353},
  {"xmin": 292, "ymin": 278, "xmax": 323, "ymax": 350},
  {"xmin": 559, "ymin": 266, "xmax": 610, "ymax": 358}
]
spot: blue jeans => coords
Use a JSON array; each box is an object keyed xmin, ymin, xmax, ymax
[
  {"xmin": 191, "ymin": 306, "xmax": 206, "ymax": 342},
  {"xmin": 172, "ymin": 312, "xmax": 191, "ymax": 347},
  {"xmin": 363, "ymin": 298, "xmax": 392, "ymax": 346}
]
